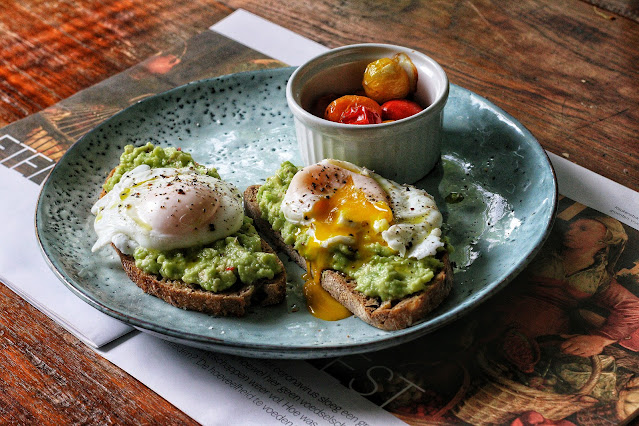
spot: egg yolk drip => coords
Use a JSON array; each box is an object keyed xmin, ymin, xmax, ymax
[{"xmin": 300, "ymin": 177, "xmax": 394, "ymax": 321}]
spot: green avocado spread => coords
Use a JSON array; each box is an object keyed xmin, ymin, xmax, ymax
[
  {"xmin": 106, "ymin": 143, "xmax": 282, "ymax": 292},
  {"xmin": 134, "ymin": 217, "xmax": 282, "ymax": 292},
  {"xmin": 104, "ymin": 142, "xmax": 220, "ymax": 192},
  {"xmin": 257, "ymin": 161, "xmax": 445, "ymax": 302}
]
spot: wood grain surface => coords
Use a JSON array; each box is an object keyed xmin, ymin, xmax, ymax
[
  {"xmin": 0, "ymin": 0, "xmax": 232, "ymax": 125},
  {"xmin": 1, "ymin": 0, "xmax": 638, "ymax": 424}
]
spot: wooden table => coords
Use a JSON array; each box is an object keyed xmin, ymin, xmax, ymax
[{"xmin": 1, "ymin": 0, "xmax": 637, "ymax": 423}]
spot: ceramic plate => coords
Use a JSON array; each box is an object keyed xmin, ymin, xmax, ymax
[{"xmin": 36, "ymin": 67, "xmax": 557, "ymax": 359}]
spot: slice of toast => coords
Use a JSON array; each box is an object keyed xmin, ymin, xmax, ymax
[
  {"xmin": 244, "ymin": 185, "xmax": 453, "ymax": 330},
  {"xmin": 99, "ymin": 168, "xmax": 286, "ymax": 317}
]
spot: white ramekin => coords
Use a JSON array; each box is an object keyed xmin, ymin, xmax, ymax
[{"xmin": 286, "ymin": 43, "xmax": 449, "ymax": 183}]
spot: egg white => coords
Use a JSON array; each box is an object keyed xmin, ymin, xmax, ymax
[
  {"xmin": 377, "ymin": 175, "xmax": 444, "ymax": 258},
  {"xmin": 91, "ymin": 165, "xmax": 243, "ymax": 255}
]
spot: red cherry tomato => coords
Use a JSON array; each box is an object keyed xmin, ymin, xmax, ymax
[
  {"xmin": 325, "ymin": 95, "xmax": 382, "ymax": 124},
  {"xmin": 340, "ymin": 105, "xmax": 382, "ymax": 124},
  {"xmin": 381, "ymin": 99, "xmax": 423, "ymax": 121}
]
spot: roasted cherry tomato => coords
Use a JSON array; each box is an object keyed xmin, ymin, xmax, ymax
[
  {"xmin": 324, "ymin": 95, "xmax": 382, "ymax": 124},
  {"xmin": 362, "ymin": 57, "xmax": 410, "ymax": 104},
  {"xmin": 340, "ymin": 105, "xmax": 382, "ymax": 124},
  {"xmin": 381, "ymin": 99, "xmax": 423, "ymax": 121}
]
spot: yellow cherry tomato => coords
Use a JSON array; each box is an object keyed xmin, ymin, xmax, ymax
[{"xmin": 362, "ymin": 57, "xmax": 410, "ymax": 104}]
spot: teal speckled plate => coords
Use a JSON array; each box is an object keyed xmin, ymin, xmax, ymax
[{"xmin": 35, "ymin": 67, "xmax": 557, "ymax": 359}]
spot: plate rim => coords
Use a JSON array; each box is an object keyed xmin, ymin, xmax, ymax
[{"xmin": 34, "ymin": 67, "xmax": 558, "ymax": 358}]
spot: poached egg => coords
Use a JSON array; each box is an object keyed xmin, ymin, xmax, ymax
[
  {"xmin": 281, "ymin": 159, "xmax": 444, "ymax": 319},
  {"xmin": 91, "ymin": 165, "xmax": 243, "ymax": 255}
]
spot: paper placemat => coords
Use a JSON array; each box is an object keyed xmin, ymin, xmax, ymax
[{"xmin": 0, "ymin": 164, "xmax": 132, "ymax": 347}]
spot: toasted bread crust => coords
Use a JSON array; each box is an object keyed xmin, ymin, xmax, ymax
[
  {"xmin": 244, "ymin": 185, "xmax": 452, "ymax": 330},
  {"xmin": 100, "ymin": 167, "xmax": 286, "ymax": 316}
]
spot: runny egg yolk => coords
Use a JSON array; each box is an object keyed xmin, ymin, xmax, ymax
[
  {"xmin": 303, "ymin": 262, "xmax": 351, "ymax": 321},
  {"xmin": 301, "ymin": 177, "xmax": 393, "ymax": 321}
]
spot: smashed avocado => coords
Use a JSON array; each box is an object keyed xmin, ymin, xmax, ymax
[
  {"xmin": 349, "ymin": 254, "xmax": 441, "ymax": 302},
  {"xmin": 103, "ymin": 142, "xmax": 220, "ymax": 192},
  {"xmin": 257, "ymin": 161, "xmax": 445, "ymax": 301},
  {"xmin": 107, "ymin": 143, "xmax": 282, "ymax": 292},
  {"xmin": 134, "ymin": 217, "xmax": 281, "ymax": 292}
]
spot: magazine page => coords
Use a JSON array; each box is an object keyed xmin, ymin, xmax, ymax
[
  {"xmin": 97, "ymin": 332, "xmax": 405, "ymax": 426},
  {"xmin": 308, "ymin": 194, "xmax": 639, "ymax": 425},
  {"xmin": 0, "ymin": 139, "xmax": 133, "ymax": 347}
]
